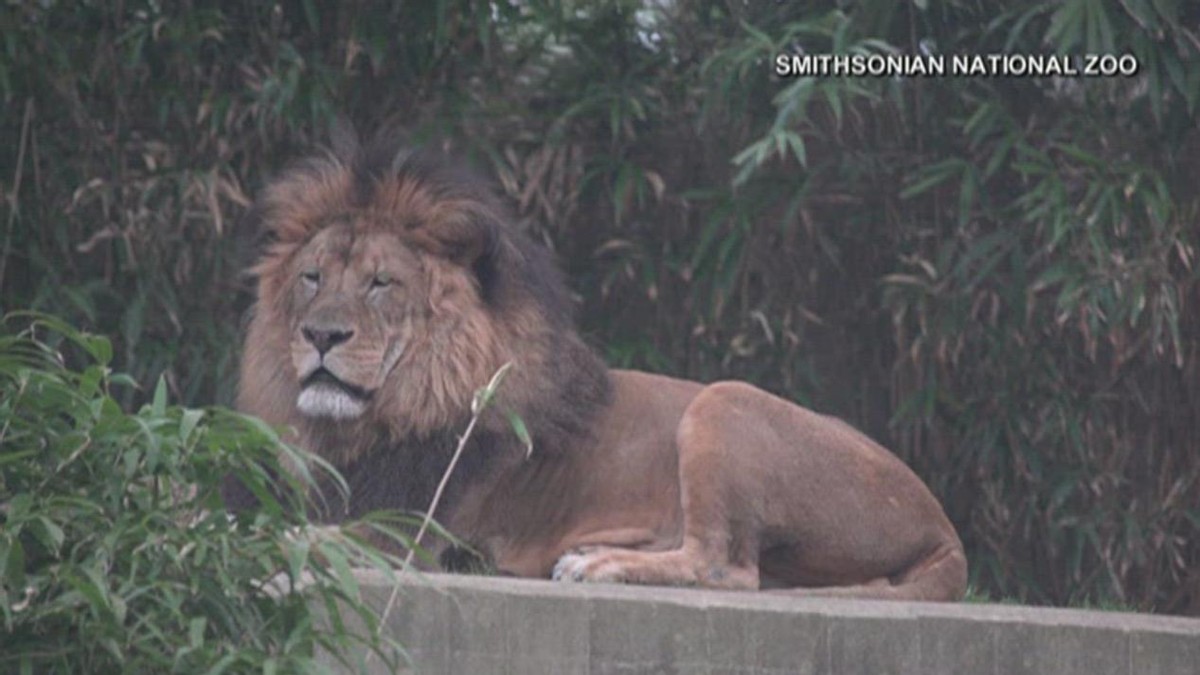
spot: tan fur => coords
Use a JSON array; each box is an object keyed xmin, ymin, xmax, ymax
[{"xmin": 237, "ymin": 143, "xmax": 967, "ymax": 601}]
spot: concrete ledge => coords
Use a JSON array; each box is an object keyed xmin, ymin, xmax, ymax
[{"xmin": 348, "ymin": 571, "xmax": 1200, "ymax": 674}]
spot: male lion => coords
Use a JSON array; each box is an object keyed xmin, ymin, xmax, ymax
[{"xmin": 236, "ymin": 134, "xmax": 967, "ymax": 601}]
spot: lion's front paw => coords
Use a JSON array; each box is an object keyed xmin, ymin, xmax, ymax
[
  {"xmin": 550, "ymin": 551, "xmax": 587, "ymax": 582},
  {"xmin": 551, "ymin": 549, "xmax": 629, "ymax": 583}
]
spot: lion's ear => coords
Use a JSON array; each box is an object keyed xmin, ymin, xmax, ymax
[
  {"xmin": 409, "ymin": 211, "xmax": 503, "ymax": 302},
  {"xmin": 413, "ymin": 215, "xmax": 494, "ymax": 268}
]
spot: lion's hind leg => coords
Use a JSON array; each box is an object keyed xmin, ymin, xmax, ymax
[
  {"xmin": 767, "ymin": 542, "xmax": 967, "ymax": 601},
  {"xmin": 552, "ymin": 383, "xmax": 772, "ymax": 591}
]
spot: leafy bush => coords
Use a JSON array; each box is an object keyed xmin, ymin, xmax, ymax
[{"xmin": 0, "ymin": 314, "xmax": 405, "ymax": 673}]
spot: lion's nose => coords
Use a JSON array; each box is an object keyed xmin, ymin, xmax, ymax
[{"xmin": 301, "ymin": 325, "xmax": 354, "ymax": 356}]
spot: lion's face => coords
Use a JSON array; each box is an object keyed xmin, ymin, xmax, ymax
[{"xmin": 286, "ymin": 225, "xmax": 430, "ymax": 420}]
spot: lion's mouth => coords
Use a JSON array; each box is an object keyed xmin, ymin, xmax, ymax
[
  {"xmin": 296, "ymin": 368, "xmax": 371, "ymax": 420},
  {"xmin": 302, "ymin": 368, "xmax": 370, "ymax": 397}
]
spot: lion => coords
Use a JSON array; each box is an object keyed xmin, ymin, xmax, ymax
[{"xmin": 234, "ymin": 133, "xmax": 967, "ymax": 601}]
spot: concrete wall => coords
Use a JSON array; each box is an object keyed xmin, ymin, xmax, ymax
[{"xmin": 345, "ymin": 571, "xmax": 1200, "ymax": 675}]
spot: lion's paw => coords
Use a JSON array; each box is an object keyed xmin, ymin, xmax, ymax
[
  {"xmin": 551, "ymin": 550, "xmax": 628, "ymax": 584},
  {"xmin": 550, "ymin": 552, "xmax": 587, "ymax": 582}
]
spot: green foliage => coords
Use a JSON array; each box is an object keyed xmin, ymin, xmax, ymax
[
  {"xmin": 0, "ymin": 313, "xmax": 406, "ymax": 673},
  {"xmin": 2, "ymin": 0, "xmax": 1198, "ymax": 614}
]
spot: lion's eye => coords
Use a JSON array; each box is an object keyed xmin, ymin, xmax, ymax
[
  {"xmin": 370, "ymin": 272, "xmax": 394, "ymax": 289},
  {"xmin": 301, "ymin": 269, "xmax": 320, "ymax": 285}
]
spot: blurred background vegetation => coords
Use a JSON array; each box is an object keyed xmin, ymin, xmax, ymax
[{"xmin": 1, "ymin": 0, "xmax": 1197, "ymax": 615}]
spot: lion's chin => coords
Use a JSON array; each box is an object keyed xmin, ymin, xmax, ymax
[{"xmin": 296, "ymin": 384, "xmax": 368, "ymax": 420}]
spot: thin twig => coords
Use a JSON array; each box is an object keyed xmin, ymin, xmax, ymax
[
  {"xmin": 367, "ymin": 362, "xmax": 513, "ymax": 660},
  {"xmin": 401, "ymin": 409, "xmax": 482, "ymax": 573},
  {"xmin": 0, "ymin": 98, "xmax": 34, "ymax": 296}
]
